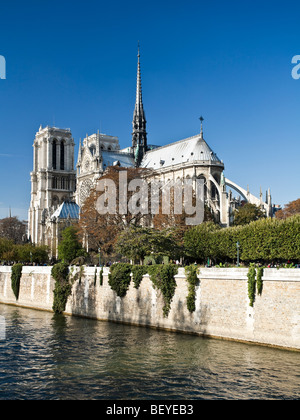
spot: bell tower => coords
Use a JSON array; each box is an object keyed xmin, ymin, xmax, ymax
[{"xmin": 28, "ymin": 126, "xmax": 76, "ymax": 244}]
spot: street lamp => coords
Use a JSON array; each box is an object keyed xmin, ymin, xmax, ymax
[{"xmin": 236, "ymin": 242, "xmax": 240, "ymax": 267}]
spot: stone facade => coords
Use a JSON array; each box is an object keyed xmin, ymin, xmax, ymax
[
  {"xmin": 0, "ymin": 266, "xmax": 299, "ymax": 351},
  {"xmin": 75, "ymin": 132, "xmax": 134, "ymax": 207}
]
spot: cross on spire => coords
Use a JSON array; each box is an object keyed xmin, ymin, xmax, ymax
[{"xmin": 199, "ymin": 116, "xmax": 204, "ymax": 138}]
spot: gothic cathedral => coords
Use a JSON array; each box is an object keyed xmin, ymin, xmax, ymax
[{"xmin": 28, "ymin": 47, "xmax": 273, "ymax": 256}]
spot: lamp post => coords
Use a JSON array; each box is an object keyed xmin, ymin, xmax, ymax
[{"xmin": 236, "ymin": 242, "xmax": 240, "ymax": 267}]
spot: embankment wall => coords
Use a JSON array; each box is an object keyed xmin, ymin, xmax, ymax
[{"xmin": 0, "ymin": 266, "xmax": 299, "ymax": 350}]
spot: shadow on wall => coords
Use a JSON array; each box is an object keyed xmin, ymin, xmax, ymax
[
  {"xmin": 171, "ymin": 280, "xmax": 210, "ymax": 336},
  {"xmin": 68, "ymin": 271, "xmax": 210, "ymax": 339},
  {"xmin": 70, "ymin": 271, "xmax": 97, "ymax": 318}
]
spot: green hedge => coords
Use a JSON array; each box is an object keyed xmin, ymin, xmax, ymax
[
  {"xmin": 184, "ymin": 215, "xmax": 300, "ymax": 264},
  {"xmin": 0, "ymin": 240, "xmax": 49, "ymax": 264}
]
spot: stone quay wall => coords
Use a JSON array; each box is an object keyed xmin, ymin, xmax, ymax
[{"xmin": 0, "ymin": 266, "xmax": 299, "ymax": 350}]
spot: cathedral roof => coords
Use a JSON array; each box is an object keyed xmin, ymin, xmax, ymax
[
  {"xmin": 102, "ymin": 151, "xmax": 135, "ymax": 169},
  {"xmin": 140, "ymin": 134, "xmax": 222, "ymax": 169},
  {"xmin": 51, "ymin": 202, "xmax": 80, "ymax": 220}
]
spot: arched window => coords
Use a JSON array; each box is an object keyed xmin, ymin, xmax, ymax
[
  {"xmin": 197, "ymin": 175, "xmax": 207, "ymax": 200},
  {"xmin": 52, "ymin": 195, "xmax": 59, "ymax": 206},
  {"xmin": 89, "ymin": 144, "xmax": 96, "ymax": 156},
  {"xmin": 52, "ymin": 177, "xmax": 58, "ymax": 189},
  {"xmin": 60, "ymin": 141, "xmax": 65, "ymax": 170},
  {"xmin": 52, "ymin": 140, "xmax": 57, "ymax": 170}
]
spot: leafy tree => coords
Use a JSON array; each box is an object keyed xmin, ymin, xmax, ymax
[
  {"xmin": 15, "ymin": 244, "xmax": 49, "ymax": 264},
  {"xmin": 116, "ymin": 225, "xmax": 178, "ymax": 264},
  {"xmin": 0, "ymin": 238, "xmax": 14, "ymax": 258},
  {"xmin": 233, "ymin": 203, "xmax": 265, "ymax": 226},
  {"xmin": 0, "ymin": 238, "xmax": 49, "ymax": 264},
  {"xmin": 58, "ymin": 226, "xmax": 86, "ymax": 264},
  {"xmin": 184, "ymin": 222, "xmax": 221, "ymax": 263}
]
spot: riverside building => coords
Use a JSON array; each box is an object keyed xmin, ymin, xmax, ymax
[{"xmin": 28, "ymin": 47, "xmax": 273, "ymax": 255}]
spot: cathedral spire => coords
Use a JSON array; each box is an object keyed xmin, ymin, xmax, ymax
[{"xmin": 132, "ymin": 42, "xmax": 147, "ymax": 166}]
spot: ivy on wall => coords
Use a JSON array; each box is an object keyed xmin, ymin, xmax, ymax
[
  {"xmin": 247, "ymin": 264, "xmax": 256, "ymax": 307},
  {"xmin": 247, "ymin": 265, "xmax": 264, "ymax": 307},
  {"xmin": 52, "ymin": 263, "xmax": 71, "ymax": 314},
  {"xmin": 148, "ymin": 264, "xmax": 178, "ymax": 318},
  {"xmin": 108, "ymin": 263, "xmax": 132, "ymax": 298},
  {"xmin": 185, "ymin": 265, "xmax": 199, "ymax": 313},
  {"xmin": 11, "ymin": 263, "xmax": 23, "ymax": 301},
  {"xmin": 256, "ymin": 267, "xmax": 264, "ymax": 296},
  {"xmin": 107, "ymin": 263, "xmax": 178, "ymax": 317},
  {"xmin": 131, "ymin": 265, "xmax": 148, "ymax": 289}
]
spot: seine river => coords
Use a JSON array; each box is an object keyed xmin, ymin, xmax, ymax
[{"xmin": 0, "ymin": 304, "xmax": 299, "ymax": 400}]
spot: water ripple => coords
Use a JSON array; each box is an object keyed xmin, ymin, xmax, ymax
[{"xmin": 0, "ymin": 304, "xmax": 299, "ymax": 400}]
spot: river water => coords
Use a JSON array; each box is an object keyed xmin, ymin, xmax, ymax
[{"xmin": 0, "ymin": 304, "xmax": 299, "ymax": 400}]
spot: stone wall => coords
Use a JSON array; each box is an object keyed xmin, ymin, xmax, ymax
[{"xmin": 0, "ymin": 266, "xmax": 299, "ymax": 350}]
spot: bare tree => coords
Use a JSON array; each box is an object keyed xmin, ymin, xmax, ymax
[{"xmin": 0, "ymin": 216, "xmax": 27, "ymax": 244}]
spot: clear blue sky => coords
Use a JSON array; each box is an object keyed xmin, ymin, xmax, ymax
[{"xmin": 0, "ymin": 0, "xmax": 300, "ymax": 220}]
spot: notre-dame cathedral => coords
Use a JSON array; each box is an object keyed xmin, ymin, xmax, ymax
[{"xmin": 28, "ymin": 47, "xmax": 273, "ymax": 256}]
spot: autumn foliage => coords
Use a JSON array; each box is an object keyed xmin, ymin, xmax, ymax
[
  {"xmin": 275, "ymin": 198, "xmax": 300, "ymax": 220},
  {"xmin": 77, "ymin": 167, "xmax": 152, "ymax": 255}
]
